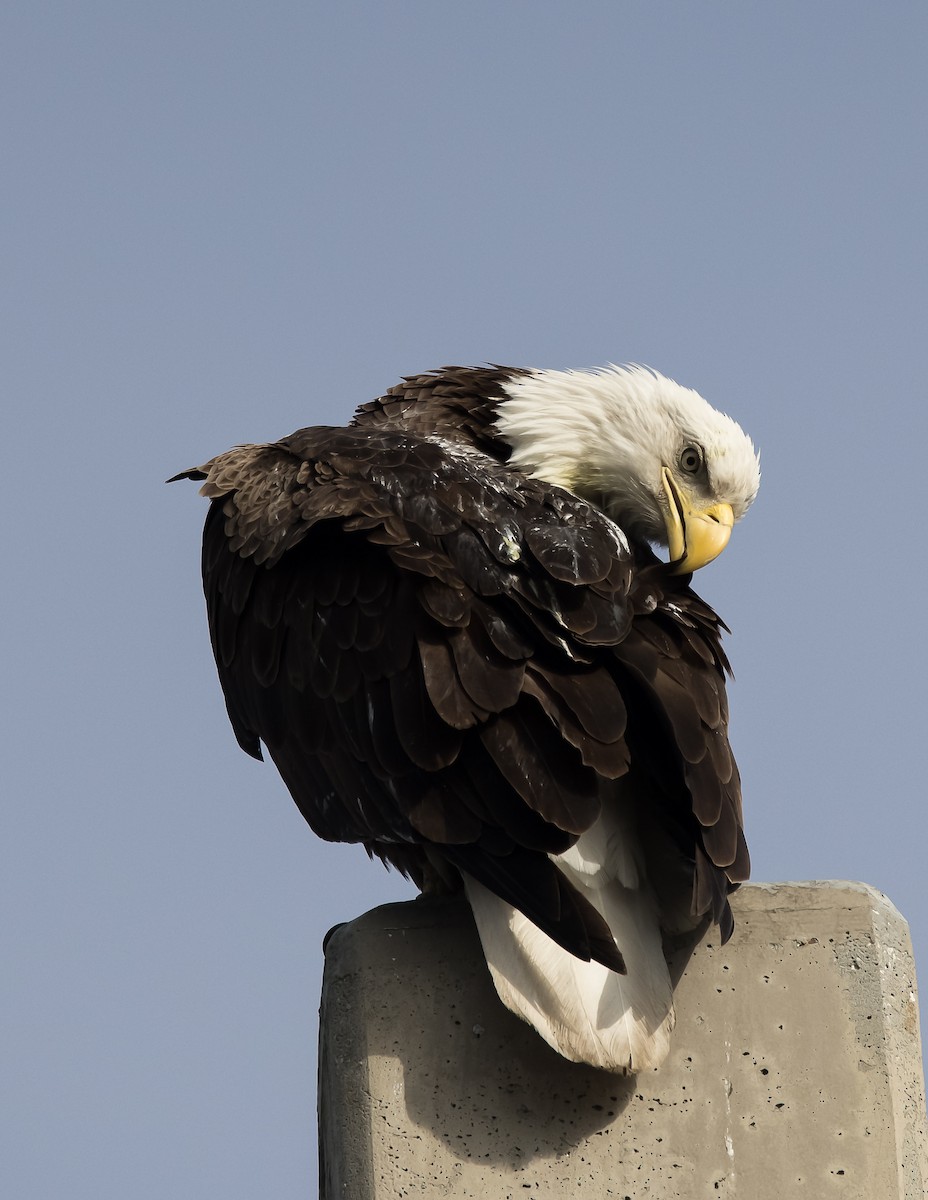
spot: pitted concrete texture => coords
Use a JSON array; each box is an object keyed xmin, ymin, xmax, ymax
[{"xmin": 318, "ymin": 882, "xmax": 927, "ymax": 1198}]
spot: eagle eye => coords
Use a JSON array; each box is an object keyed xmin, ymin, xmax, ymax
[{"xmin": 679, "ymin": 445, "xmax": 703, "ymax": 475}]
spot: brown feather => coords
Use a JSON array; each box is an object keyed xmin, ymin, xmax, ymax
[{"xmin": 175, "ymin": 365, "xmax": 750, "ymax": 969}]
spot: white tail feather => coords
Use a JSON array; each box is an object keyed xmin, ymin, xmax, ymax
[{"xmin": 463, "ymin": 818, "xmax": 675, "ymax": 1073}]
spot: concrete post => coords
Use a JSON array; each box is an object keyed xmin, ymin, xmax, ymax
[{"xmin": 319, "ymin": 882, "xmax": 927, "ymax": 1198}]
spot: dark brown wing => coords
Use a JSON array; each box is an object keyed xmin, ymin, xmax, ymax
[{"xmin": 175, "ymin": 421, "xmax": 747, "ymax": 963}]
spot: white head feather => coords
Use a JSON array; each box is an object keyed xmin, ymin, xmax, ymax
[{"xmin": 495, "ymin": 364, "xmax": 760, "ymax": 548}]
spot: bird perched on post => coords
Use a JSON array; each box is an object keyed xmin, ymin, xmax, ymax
[{"xmin": 172, "ymin": 363, "xmax": 759, "ymax": 1073}]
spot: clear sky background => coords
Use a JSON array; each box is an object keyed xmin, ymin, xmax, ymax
[{"xmin": 3, "ymin": 3, "xmax": 926, "ymax": 1196}]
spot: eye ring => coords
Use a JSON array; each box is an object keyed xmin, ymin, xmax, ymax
[{"xmin": 679, "ymin": 445, "xmax": 703, "ymax": 475}]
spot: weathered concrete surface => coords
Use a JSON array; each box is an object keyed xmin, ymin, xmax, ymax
[{"xmin": 319, "ymin": 882, "xmax": 927, "ymax": 1198}]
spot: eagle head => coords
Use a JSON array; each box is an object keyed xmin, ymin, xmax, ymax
[{"xmin": 495, "ymin": 364, "xmax": 760, "ymax": 572}]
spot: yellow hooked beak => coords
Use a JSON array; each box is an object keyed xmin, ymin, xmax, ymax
[{"xmin": 661, "ymin": 467, "xmax": 735, "ymax": 574}]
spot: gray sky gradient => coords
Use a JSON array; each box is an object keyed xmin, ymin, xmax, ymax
[{"xmin": 3, "ymin": 3, "xmax": 926, "ymax": 1195}]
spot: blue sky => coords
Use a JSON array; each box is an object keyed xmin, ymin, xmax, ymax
[{"xmin": 3, "ymin": 3, "xmax": 926, "ymax": 1195}]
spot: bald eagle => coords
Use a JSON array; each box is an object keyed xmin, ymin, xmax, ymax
[{"xmin": 173, "ymin": 364, "xmax": 759, "ymax": 1073}]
